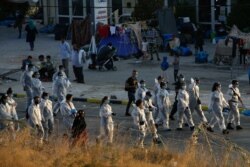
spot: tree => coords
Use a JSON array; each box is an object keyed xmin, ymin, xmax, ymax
[
  {"xmin": 227, "ymin": 0, "xmax": 250, "ymax": 31},
  {"xmin": 132, "ymin": 0, "xmax": 164, "ymax": 20}
]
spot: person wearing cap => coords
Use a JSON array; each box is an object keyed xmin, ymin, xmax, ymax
[
  {"xmin": 226, "ymin": 80, "xmax": 244, "ymax": 130},
  {"xmin": 188, "ymin": 78, "xmax": 208, "ymax": 124},
  {"xmin": 40, "ymin": 92, "xmax": 54, "ymax": 141},
  {"xmin": 156, "ymin": 81, "xmax": 171, "ymax": 130},
  {"xmin": 135, "ymin": 80, "xmax": 148, "ymax": 101},
  {"xmin": 6, "ymin": 88, "xmax": 19, "ymax": 131},
  {"xmin": 60, "ymin": 94, "xmax": 77, "ymax": 135},
  {"xmin": 52, "ymin": 72, "xmax": 71, "ymax": 114},
  {"xmin": 96, "ymin": 96, "xmax": 115, "ymax": 145},
  {"xmin": 143, "ymin": 91, "xmax": 161, "ymax": 144},
  {"xmin": 31, "ymin": 72, "xmax": 44, "ymax": 98},
  {"xmin": 207, "ymin": 82, "xmax": 229, "ymax": 134},
  {"xmin": 177, "ymin": 83, "xmax": 195, "ymax": 131},
  {"xmin": 21, "ymin": 64, "xmax": 34, "ymax": 113},
  {"xmin": 131, "ymin": 99, "xmax": 147, "ymax": 148},
  {"xmin": 125, "ymin": 70, "xmax": 138, "ymax": 116}
]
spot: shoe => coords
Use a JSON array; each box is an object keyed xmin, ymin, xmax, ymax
[
  {"xmin": 157, "ymin": 58, "xmax": 161, "ymax": 61},
  {"xmin": 170, "ymin": 116, "xmax": 175, "ymax": 121},
  {"xmin": 207, "ymin": 127, "xmax": 214, "ymax": 132},
  {"xmin": 227, "ymin": 123, "xmax": 234, "ymax": 130},
  {"xmin": 236, "ymin": 125, "xmax": 243, "ymax": 130},
  {"xmin": 150, "ymin": 58, "xmax": 153, "ymax": 61},
  {"xmin": 125, "ymin": 113, "xmax": 131, "ymax": 116},
  {"xmin": 222, "ymin": 129, "xmax": 229, "ymax": 134},
  {"xmin": 183, "ymin": 123, "xmax": 189, "ymax": 127},
  {"xmin": 190, "ymin": 126, "xmax": 195, "ymax": 131},
  {"xmin": 166, "ymin": 128, "xmax": 171, "ymax": 131},
  {"xmin": 176, "ymin": 128, "xmax": 182, "ymax": 131}
]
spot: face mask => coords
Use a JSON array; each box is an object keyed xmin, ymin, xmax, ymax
[
  {"xmin": 141, "ymin": 84, "xmax": 146, "ymax": 88},
  {"xmin": 44, "ymin": 96, "xmax": 49, "ymax": 100},
  {"xmin": 182, "ymin": 86, "xmax": 186, "ymax": 90},
  {"xmin": 105, "ymin": 99, "xmax": 110, "ymax": 104}
]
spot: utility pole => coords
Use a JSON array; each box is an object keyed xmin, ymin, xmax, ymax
[
  {"xmin": 211, "ymin": 0, "xmax": 215, "ymax": 32},
  {"xmin": 164, "ymin": 0, "xmax": 168, "ymax": 7}
]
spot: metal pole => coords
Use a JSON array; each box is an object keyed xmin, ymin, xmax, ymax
[
  {"xmin": 196, "ymin": 0, "xmax": 199, "ymax": 23},
  {"xmin": 211, "ymin": 0, "xmax": 215, "ymax": 32},
  {"xmin": 164, "ymin": 0, "xmax": 168, "ymax": 7}
]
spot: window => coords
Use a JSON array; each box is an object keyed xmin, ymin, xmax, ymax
[
  {"xmin": 58, "ymin": 0, "xmax": 69, "ymax": 15},
  {"xmin": 72, "ymin": 0, "xmax": 83, "ymax": 16},
  {"xmin": 127, "ymin": 2, "xmax": 131, "ymax": 8}
]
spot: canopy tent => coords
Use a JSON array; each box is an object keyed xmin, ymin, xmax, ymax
[
  {"xmin": 228, "ymin": 25, "xmax": 250, "ymax": 40},
  {"xmin": 98, "ymin": 24, "xmax": 140, "ymax": 58}
]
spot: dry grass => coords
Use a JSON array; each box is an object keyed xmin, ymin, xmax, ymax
[{"xmin": 0, "ymin": 128, "xmax": 249, "ymax": 167}]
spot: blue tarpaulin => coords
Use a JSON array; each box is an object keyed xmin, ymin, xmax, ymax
[{"xmin": 98, "ymin": 34, "xmax": 139, "ymax": 58}]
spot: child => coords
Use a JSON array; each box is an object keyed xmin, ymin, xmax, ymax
[{"xmin": 142, "ymin": 37, "xmax": 149, "ymax": 60}]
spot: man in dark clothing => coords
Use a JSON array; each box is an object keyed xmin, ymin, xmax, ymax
[
  {"xmin": 21, "ymin": 56, "xmax": 33, "ymax": 70},
  {"xmin": 194, "ymin": 28, "xmax": 204, "ymax": 53},
  {"xmin": 25, "ymin": 20, "xmax": 38, "ymax": 51},
  {"xmin": 169, "ymin": 74, "xmax": 185, "ymax": 120},
  {"xmin": 125, "ymin": 70, "xmax": 138, "ymax": 116},
  {"xmin": 72, "ymin": 110, "xmax": 88, "ymax": 146},
  {"xmin": 14, "ymin": 13, "xmax": 25, "ymax": 39}
]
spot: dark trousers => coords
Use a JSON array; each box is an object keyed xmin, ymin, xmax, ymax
[
  {"xmin": 62, "ymin": 59, "xmax": 69, "ymax": 77},
  {"xmin": 126, "ymin": 91, "xmax": 135, "ymax": 114},
  {"xmin": 73, "ymin": 66, "xmax": 84, "ymax": 83},
  {"xmin": 29, "ymin": 41, "xmax": 34, "ymax": 50},
  {"xmin": 170, "ymin": 100, "xmax": 178, "ymax": 118},
  {"xmin": 174, "ymin": 69, "xmax": 179, "ymax": 82},
  {"xmin": 18, "ymin": 26, "xmax": 22, "ymax": 38}
]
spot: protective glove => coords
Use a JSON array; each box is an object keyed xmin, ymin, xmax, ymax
[
  {"xmin": 112, "ymin": 113, "xmax": 116, "ymax": 116},
  {"xmin": 53, "ymin": 113, "xmax": 57, "ymax": 117}
]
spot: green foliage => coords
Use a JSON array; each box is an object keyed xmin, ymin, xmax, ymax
[
  {"xmin": 132, "ymin": 0, "xmax": 164, "ymax": 20},
  {"xmin": 227, "ymin": 0, "xmax": 250, "ymax": 31},
  {"xmin": 174, "ymin": 0, "xmax": 196, "ymax": 23}
]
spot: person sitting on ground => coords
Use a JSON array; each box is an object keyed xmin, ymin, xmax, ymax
[
  {"xmin": 37, "ymin": 55, "xmax": 47, "ymax": 80},
  {"xmin": 45, "ymin": 55, "xmax": 55, "ymax": 81},
  {"xmin": 71, "ymin": 110, "xmax": 88, "ymax": 146},
  {"xmin": 21, "ymin": 55, "xmax": 33, "ymax": 70}
]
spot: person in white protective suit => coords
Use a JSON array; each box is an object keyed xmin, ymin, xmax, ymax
[
  {"xmin": 40, "ymin": 92, "xmax": 54, "ymax": 141},
  {"xmin": 153, "ymin": 76, "xmax": 164, "ymax": 122},
  {"xmin": 21, "ymin": 64, "xmax": 34, "ymax": 113},
  {"xmin": 135, "ymin": 80, "xmax": 148, "ymax": 101},
  {"xmin": 226, "ymin": 80, "xmax": 244, "ymax": 130},
  {"xmin": 156, "ymin": 82, "xmax": 172, "ymax": 130},
  {"xmin": 131, "ymin": 99, "xmax": 147, "ymax": 148},
  {"xmin": 177, "ymin": 83, "xmax": 195, "ymax": 131},
  {"xmin": 31, "ymin": 71, "xmax": 44, "ymax": 97},
  {"xmin": 6, "ymin": 88, "xmax": 19, "ymax": 131},
  {"xmin": 53, "ymin": 72, "xmax": 71, "ymax": 114},
  {"xmin": 143, "ymin": 91, "xmax": 161, "ymax": 144},
  {"xmin": 188, "ymin": 78, "xmax": 208, "ymax": 124},
  {"xmin": 52, "ymin": 65, "xmax": 67, "ymax": 82},
  {"xmin": 207, "ymin": 82, "xmax": 229, "ymax": 134},
  {"xmin": 0, "ymin": 95, "xmax": 15, "ymax": 134},
  {"xmin": 28, "ymin": 96, "xmax": 44, "ymax": 143},
  {"xmin": 96, "ymin": 96, "xmax": 116, "ymax": 145},
  {"xmin": 60, "ymin": 94, "xmax": 77, "ymax": 135}
]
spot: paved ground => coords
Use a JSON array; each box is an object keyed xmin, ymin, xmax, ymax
[{"xmin": 0, "ymin": 24, "xmax": 250, "ymax": 153}]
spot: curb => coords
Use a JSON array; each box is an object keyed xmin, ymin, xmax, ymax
[{"xmin": 0, "ymin": 93, "xmax": 246, "ymax": 113}]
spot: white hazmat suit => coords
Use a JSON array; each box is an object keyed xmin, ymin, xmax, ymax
[
  {"xmin": 97, "ymin": 102, "xmax": 114, "ymax": 144},
  {"xmin": 60, "ymin": 100, "xmax": 76, "ymax": 134}
]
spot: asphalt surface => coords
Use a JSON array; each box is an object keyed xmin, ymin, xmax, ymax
[{"xmin": 14, "ymin": 98, "xmax": 250, "ymax": 153}]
